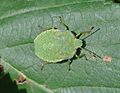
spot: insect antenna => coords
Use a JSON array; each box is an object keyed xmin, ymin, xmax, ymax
[
  {"xmin": 82, "ymin": 28, "xmax": 100, "ymax": 40},
  {"xmin": 82, "ymin": 47, "xmax": 102, "ymax": 59},
  {"xmin": 81, "ymin": 28, "xmax": 102, "ymax": 59}
]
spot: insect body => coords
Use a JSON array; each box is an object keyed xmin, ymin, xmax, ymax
[
  {"xmin": 34, "ymin": 17, "xmax": 101, "ymax": 70},
  {"xmin": 34, "ymin": 28, "xmax": 82, "ymax": 62}
]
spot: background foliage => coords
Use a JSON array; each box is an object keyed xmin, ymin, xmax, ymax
[{"xmin": 0, "ymin": 0, "xmax": 120, "ymax": 93}]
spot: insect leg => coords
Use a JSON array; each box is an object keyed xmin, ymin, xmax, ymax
[
  {"xmin": 41, "ymin": 63, "xmax": 44, "ymax": 70},
  {"xmin": 76, "ymin": 27, "xmax": 94, "ymax": 39},
  {"xmin": 76, "ymin": 54, "xmax": 88, "ymax": 60},
  {"xmin": 42, "ymin": 27, "xmax": 58, "ymax": 32},
  {"xmin": 68, "ymin": 59, "xmax": 73, "ymax": 71},
  {"xmin": 41, "ymin": 61, "xmax": 55, "ymax": 70},
  {"xmin": 59, "ymin": 16, "xmax": 69, "ymax": 30},
  {"xmin": 40, "ymin": 62, "xmax": 49, "ymax": 70}
]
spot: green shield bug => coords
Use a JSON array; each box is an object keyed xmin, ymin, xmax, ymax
[{"xmin": 34, "ymin": 16, "xmax": 102, "ymax": 70}]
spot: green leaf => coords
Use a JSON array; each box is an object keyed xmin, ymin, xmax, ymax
[{"xmin": 0, "ymin": 0, "xmax": 120, "ymax": 93}]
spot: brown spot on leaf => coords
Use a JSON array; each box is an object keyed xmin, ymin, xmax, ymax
[
  {"xmin": 16, "ymin": 73, "xmax": 27, "ymax": 84},
  {"xmin": 103, "ymin": 55, "xmax": 112, "ymax": 62}
]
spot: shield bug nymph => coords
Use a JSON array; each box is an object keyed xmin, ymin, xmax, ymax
[{"xmin": 34, "ymin": 16, "xmax": 102, "ymax": 70}]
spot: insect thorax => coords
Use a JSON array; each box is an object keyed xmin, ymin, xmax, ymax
[{"xmin": 74, "ymin": 39, "xmax": 82, "ymax": 49}]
